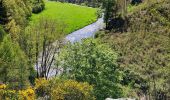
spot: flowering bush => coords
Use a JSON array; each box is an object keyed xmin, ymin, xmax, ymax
[
  {"xmin": 51, "ymin": 79, "xmax": 95, "ymax": 100},
  {"xmin": 0, "ymin": 90, "xmax": 18, "ymax": 100},
  {"xmin": 0, "ymin": 78, "xmax": 95, "ymax": 100},
  {"xmin": 0, "ymin": 84, "xmax": 6, "ymax": 89},
  {"xmin": 0, "ymin": 84, "xmax": 35, "ymax": 100},
  {"xmin": 35, "ymin": 78, "xmax": 95, "ymax": 100},
  {"xmin": 35, "ymin": 78, "xmax": 50, "ymax": 97},
  {"xmin": 18, "ymin": 88, "xmax": 35, "ymax": 100}
]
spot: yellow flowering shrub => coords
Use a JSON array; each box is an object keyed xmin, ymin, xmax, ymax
[
  {"xmin": 0, "ymin": 84, "xmax": 7, "ymax": 89},
  {"xmin": 0, "ymin": 78, "xmax": 95, "ymax": 100},
  {"xmin": 0, "ymin": 84, "xmax": 35, "ymax": 100},
  {"xmin": 18, "ymin": 88, "xmax": 35, "ymax": 100},
  {"xmin": 51, "ymin": 79, "xmax": 95, "ymax": 100},
  {"xmin": 35, "ymin": 78, "xmax": 49, "ymax": 89},
  {"xmin": 0, "ymin": 89, "xmax": 17, "ymax": 100},
  {"xmin": 35, "ymin": 78, "xmax": 50, "ymax": 97}
]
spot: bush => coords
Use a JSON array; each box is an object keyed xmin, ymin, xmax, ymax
[
  {"xmin": 34, "ymin": 78, "xmax": 95, "ymax": 100},
  {"xmin": 35, "ymin": 78, "xmax": 50, "ymax": 97},
  {"xmin": 32, "ymin": 0, "xmax": 45, "ymax": 14},
  {"xmin": 51, "ymin": 79, "xmax": 95, "ymax": 100},
  {"xmin": 0, "ymin": 84, "xmax": 35, "ymax": 100}
]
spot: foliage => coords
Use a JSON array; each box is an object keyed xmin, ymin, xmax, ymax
[
  {"xmin": 50, "ymin": 79, "xmax": 95, "ymax": 100},
  {"xmin": 18, "ymin": 88, "xmax": 35, "ymax": 100},
  {"xmin": 0, "ymin": 0, "xmax": 32, "ymax": 40},
  {"xmin": 0, "ymin": 84, "xmax": 35, "ymax": 100},
  {"xmin": 102, "ymin": 0, "xmax": 117, "ymax": 29},
  {"xmin": 35, "ymin": 78, "xmax": 50, "ymax": 97},
  {"xmin": 30, "ymin": 1, "xmax": 97, "ymax": 34},
  {"xmin": 102, "ymin": 31, "xmax": 170, "ymax": 99},
  {"xmin": 127, "ymin": 0, "xmax": 170, "ymax": 35},
  {"xmin": 35, "ymin": 78, "xmax": 95, "ymax": 100},
  {"xmin": 0, "ymin": 35, "xmax": 29, "ymax": 89},
  {"xmin": 49, "ymin": 0, "xmax": 102, "ymax": 7},
  {"xmin": 0, "ymin": 25, "xmax": 5, "ymax": 41},
  {"xmin": 1, "ymin": 78, "xmax": 94, "ymax": 100},
  {"xmin": 32, "ymin": 0, "xmax": 45, "ymax": 14},
  {"xmin": 20, "ymin": 18, "xmax": 65, "ymax": 79},
  {"xmin": 99, "ymin": 1, "xmax": 170, "ymax": 99},
  {"xmin": 0, "ymin": 84, "xmax": 6, "ymax": 89},
  {"xmin": 57, "ymin": 39, "xmax": 123, "ymax": 100}
]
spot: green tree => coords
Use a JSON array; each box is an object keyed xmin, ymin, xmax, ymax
[
  {"xmin": 102, "ymin": 0, "xmax": 117, "ymax": 29},
  {"xmin": 0, "ymin": 35, "xmax": 29, "ymax": 89},
  {"xmin": 0, "ymin": 0, "xmax": 32, "ymax": 41},
  {"xmin": 58, "ymin": 39, "xmax": 123, "ymax": 100},
  {"xmin": 20, "ymin": 18, "xmax": 65, "ymax": 79}
]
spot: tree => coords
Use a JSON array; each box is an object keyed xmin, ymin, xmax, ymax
[
  {"xmin": 0, "ymin": 0, "xmax": 32, "ymax": 41},
  {"xmin": 102, "ymin": 0, "xmax": 117, "ymax": 29},
  {"xmin": 0, "ymin": 35, "xmax": 29, "ymax": 89},
  {"xmin": 20, "ymin": 18, "xmax": 65, "ymax": 79},
  {"xmin": 58, "ymin": 39, "xmax": 123, "ymax": 100}
]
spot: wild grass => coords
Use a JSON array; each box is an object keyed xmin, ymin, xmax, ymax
[
  {"xmin": 29, "ymin": 1, "xmax": 97, "ymax": 34},
  {"xmin": 127, "ymin": 0, "xmax": 164, "ymax": 14}
]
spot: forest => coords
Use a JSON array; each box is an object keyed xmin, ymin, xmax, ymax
[{"xmin": 0, "ymin": 0, "xmax": 170, "ymax": 100}]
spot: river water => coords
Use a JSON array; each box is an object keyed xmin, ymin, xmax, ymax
[{"xmin": 65, "ymin": 15, "xmax": 104, "ymax": 43}]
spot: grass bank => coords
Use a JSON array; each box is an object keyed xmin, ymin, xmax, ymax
[{"xmin": 30, "ymin": 1, "xmax": 98, "ymax": 34}]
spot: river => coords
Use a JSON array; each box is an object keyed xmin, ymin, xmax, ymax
[{"xmin": 66, "ymin": 15, "xmax": 104, "ymax": 43}]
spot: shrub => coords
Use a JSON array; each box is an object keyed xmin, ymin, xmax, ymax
[
  {"xmin": 18, "ymin": 88, "xmax": 35, "ymax": 100},
  {"xmin": 0, "ymin": 84, "xmax": 35, "ymax": 100},
  {"xmin": 35, "ymin": 78, "xmax": 50, "ymax": 97},
  {"xmin": 51, "ymin": 79, "xmax": 95, "ymax": 100},
  {"xmin": 32, "ymin": 0, "xmax": 45, "ymax": 14},
  {"xmin": 34, "ymin": 78, "xmax": 95, "ymax": 100}
]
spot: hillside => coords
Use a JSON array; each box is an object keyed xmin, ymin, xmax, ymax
[{"xmin": 100, "ymin": 0, "xmax": 170, "ymax": 99}]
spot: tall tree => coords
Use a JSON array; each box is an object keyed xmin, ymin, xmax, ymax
[
  {"xmin": 103, "ymin": 0, "xmax": 117, "ymax": 29},
  {"xmin": 58, "ymin": 39, "xmax": 124, "ymax": 100},
  {"xmin": 0, "ymin": 0, "xmax": 32, "ymax": 41},
  {"xmin": 21, "ymin": 18, "xmax": 65, "ymax": 79},
  {"xmin": 0, "ymin": 35, "xmax": 29, "ymax": 89}
]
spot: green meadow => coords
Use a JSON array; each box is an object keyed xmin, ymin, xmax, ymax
[{"xmin": 30, "ymin": 1, "xmax": 98, "ymax": 34}]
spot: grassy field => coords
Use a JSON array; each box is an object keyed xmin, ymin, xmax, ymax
[{"xmin": 30, "ymin": 1, "xmax": 97, "ymax": 34}]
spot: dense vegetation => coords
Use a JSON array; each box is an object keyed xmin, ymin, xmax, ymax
[
  {"xmin": 99, "ymin": 0, "xmax": 170, "ymax": 99},
  {"xmin": 49, "ymin": 0, "xmax": 102, "ymax": 7},
  {"xmin": 0, "ymin": 0, "xmax": 32, "ymax": 40},
  {"xmin": 0, "ymin": 78, "xmax": 95, "ymax": 99},
  {"xmin": 58, "ymin": 39, "xmax": 123, "ymax": 99}
]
